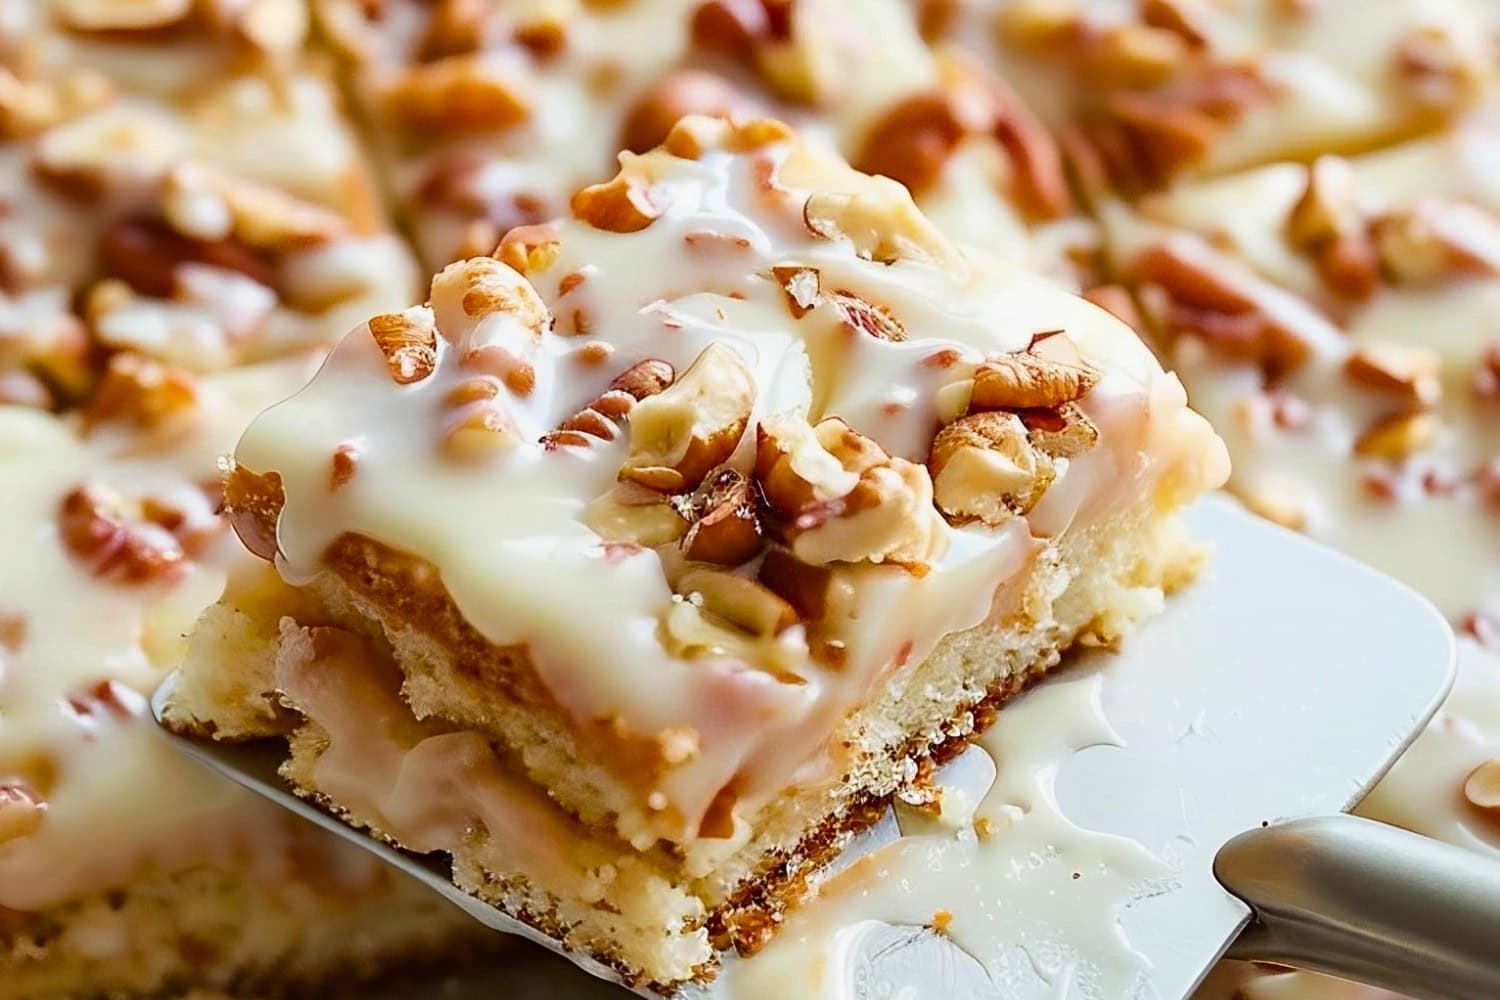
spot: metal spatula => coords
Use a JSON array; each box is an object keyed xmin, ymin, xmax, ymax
[{"xmin": 151, "ymin": 496, "xmax": 1497, "ymax": 999}]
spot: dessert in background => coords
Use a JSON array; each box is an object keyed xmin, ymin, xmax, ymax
[
  {"xmin": 315, "ymin": 0, "xmax": 1098, "ymax": 285},
  {"xmin": 1096, "ymin": 111, "xmax": 1500, "ymax": 1000},
  {"xmin": 920, "ymin": 0, "xmax": 1497, "ymax": 196},
  {"xmin": 160, "ymin": 116, "xmax": 1227, "ymax": 988}
]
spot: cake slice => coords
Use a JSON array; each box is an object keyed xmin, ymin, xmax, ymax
[{"xmin": 162, "ymin": 116, "xmax": 1228, "ymax": 989}]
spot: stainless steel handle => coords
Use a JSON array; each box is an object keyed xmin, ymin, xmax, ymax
[{"xmin": 1215, "ymin": 814, "xmax": 1500, "ymax": 1000}]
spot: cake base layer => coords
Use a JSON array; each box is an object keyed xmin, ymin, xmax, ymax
[
  {"xmin": 163, "ymin": 494, "xmax": 1203, "ymax": 989},
  {"xmin": 0, "ymin": 862, "xmax": 483, "ymax": 1000}
]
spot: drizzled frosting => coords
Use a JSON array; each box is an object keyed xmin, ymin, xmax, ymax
[{"xmin": 236, "ymin": 118, "xmax": 1225, "ymax": 844}]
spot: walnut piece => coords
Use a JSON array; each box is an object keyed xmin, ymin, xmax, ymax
[
  {"xmin": 368, "ymin": 307, "xmax": 438, "ymax": 385},
  {"xmin": 543, "ymin": 358, "xmax": 675, "ymax": 450},
  {"xmin": 620, "ymin": 344, "xmax": 755, "ymax": 493},
  {"xmin": 929, "ymin": 411, "xmax": 1054, "ymax": 525},
  {"xmin": 757, "ymin": 416, "xmax": 946, "ymax": 571}
]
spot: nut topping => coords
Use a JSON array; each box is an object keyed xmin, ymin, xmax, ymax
[
  {"xmin": 674, "ymin": 468, "xmax": 764, "ymax": 565},
  {"xmin": 620, "ymin": 345, "xmax": 755, "ymax": 493},
  {"xmin": 384, "ymin": 56, "xmax": 531, "ymax": 134},
  {"xmin": 621, "ymin": 70, "xmax": 751, "ymax": 154},
  {"xmin": 81, "ymin": 353, "xmax": 198, "ymax": 431},
  {"xmin": 802, "ymin": 184, "xmax": 957, "ymax": 267},
  {"xmin": 929, "ymin": 411, "xmax": 1055, "ymax": 525},
  {"xmin": 58, "ymin": 484, "xmax": 186, "ymax": 584},
  {"xmin": 1353, "ymin": 410, "xmax": 1438, "ymax": 461},
  {"xmin": 830, "ymin": 290, "xmax": 907, "ymax": 342},
  {"xmin": 571, "ymin": 174, "xmax": 666, "ymax": 234},
  {"xmin": 543, "ymin": 358, "xmax": 675, "ymax": 450},
  {"xmin": 772, "ymin": 265, "xmax": 821, "ymax": 318},
  {"xmin": 496, "ymin": 223, "xmax": 562, "ymax": 275},
  {"xmin": 368, "ymin": 307, "xmax": 438, "ymax": 385},
  {"xmin": 1344, "ymin": 346, "xmax": 1442, "ymax": 407},
  {"xmin": 676, "ymin": 568, "xmax": 797, "ymax": 638},
  {"xmin": 1372, "ymin": 202, "xmax": 1500, "ymax": 286},
  {"xmin": 970, "ymin": 347, "xmax": 1098, "ymax": 411}
]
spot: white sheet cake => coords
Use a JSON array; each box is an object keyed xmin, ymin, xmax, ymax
[{"xmin": 5, "ymin": 0, "xmax": 1500, "ymax": 997}]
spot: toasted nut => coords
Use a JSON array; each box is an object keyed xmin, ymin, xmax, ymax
[
  {"xmin": 1130, "ymin": 244, "xmax": 1314, "ymax": 375},
  {"xmin": 368, "ymin": 307, "xmax": 438, "ymax": 385},
  {"xmin": 814, "ymin": 416, "xmax": 891, "ymax": 475},
  {"xmin": 162, "ymin": 162, "xmax": 348, "ymax": 250},
  {"xmin": 237, "ymin": 0, "xmax": 309, "ymax": 54},
  {"xmin": 81, "ymin": 353, "xmax": 197, "ymax": 431},
  {"xmin": 432, "ymin": 256, "xmax": 551, "ymax": 338},
  {"xmin": 56, "ymin": 0, "xmax": 192, "ymax": 31},
  {"xmin": 1314, "ymin": 234, "xmax": 1380, "ymax": 300},
  {"xmin": 98, "ymin": 218, "xmax": 274, "ymax": 299},
  {"xmin": 1464, "ymin": 758, "xmax": 1500, "ymax": 810},
  {"xmin": 675, "ymin": 468, "xmax": 764, "ymax": 565},
  {"xmin": 0, "ymin": 67, "xmax": 113, "ymax": 140},
  {"xmin": 1021, "ymin": 403, "xmax": 1099, "ymax": 458},
  {"xmin": 32, "ymin": 104, "xmax": 183, "ymax": 199},
  {"xmin": 496, "ymin": 223, "xmax": 562, "ymax": 275},
  {"xmin": 1397, "ymin": 25, "xmax": 1488, "ymax": 109},
  {"xmin": 620, "ymin": 70, "xmax": 750, "ymax": 154},
  {"xmin": 677, "ymin": 568, "xmax": 798, "ymax": 636},
  {"xmin": 571, "ymin": 174, "xmax": 665, "ymax": 233},
  {"xmin": 855, "ymin": 92, "xmax": 969, "ymax": 196},
  {"xmin": 1373, "ymin": 202, "xmax": 1500, "ymax": 286},
  {"xmin": 994, "ymin": 0, "xmax": 1081, "ymax": 49},
  {"xmin": 803, "ymin": 184, "xmax": 957, "ymax": 267},
  {"xmin": 772, "ymin": 265, "xmax": 821, "ymax": 318},
  {"xmin": 1286, "ymin": 157, "xmax": 1363, "ymax": 250},
  {"xmin": 930, "ymin": 411, "xmax": 1054, "ymax": 524},
  {"xmin": 660, "ymin": 114, "xmax": 795, "ymax": 160},
  {"xmin": 830, "ymin": 290, "xmax": 907, "ymax": 342},
  {"xmin": 543, "ymin": 358, "xmax": 675, "ymax": 449},
  {"xmin": 620, "ymin": 344, "xmax": 754, "ymax": 493},
  {"xmin": 755, "ymin": 415, "xmax": 862, "ymax": 515},
  {"xmin": 0, "ymin": 784, "xmax": 45, "ymax": 845},
  {"xmin": 385, "ymin": 56, "xmax": 531, "ymax": 134},
  {"xmin": 934, "ymin": 378, "xmax": 975, "ymax": 425},
  {"xmin": 417, "ymin": 0, "xmax": 500, "ymax": 60},
  {"xmin": 790, "ymin": 458, "xmax": 946, "ymax": 569},
  {"xmin": 583, "ymin": 486, "xmax": 687, "ymax": 546},
  {"xmin": 442, "ymin": 405, "xmax": 519, "ymax": 461},
  {"xmin": 58, "ymin": 484, "xmax": 186, "ymax": 583},
  {"xmin": 1344, "ymin": 346, "xmax": 1441, "ymax": 406},
  {"xmin": 971, "ymin": 348, "xmax": 1097, "ymax": 411},
  {"xmin": 1086, "ymin": 24, "xmax": 1187, "ymax": 89},
  {"xmin": 1353, "ymin": 410, "xmax": 1438, "ymax": 460},
  {"xmin": 757, "ymin": 546, "xmax": 836, "ymax": 620}
]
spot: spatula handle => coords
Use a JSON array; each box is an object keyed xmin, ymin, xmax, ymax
[{"xmin": 1215, "ymin": 813, "xmax": 1500, "ymax": 999}]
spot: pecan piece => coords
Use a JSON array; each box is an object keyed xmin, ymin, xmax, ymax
[
  {"xmin": 1344, "ymin": 345, "xmax": 1441, "ymax": 407},
  {"xmin": 368, "ymin": 306, "xmax": 438, "ymax": 385},
  {"xmin": 620, "ymin": 345, "xmax": 754, "ymax": 492},
  {"xmin": 970, "ymin": 346, "xmax": 1097, "ymax": 411},
  {"xmin": 543, "ymin": 358, "xmax": 675, "ymax": 450},
  {"xmin": 674, "ymin": 468, "xmax": 764, "ymax": 565},
  {"xmin": 621, "ymin": 70, "xmax": 751, "ymax": 155},
  {"xmin": 57, "ymin": 484, "xmax": 185, "ymax": 584},
  {"xmin": 571, "ymin": 174, "xmax": 665, "ymax": 233}
]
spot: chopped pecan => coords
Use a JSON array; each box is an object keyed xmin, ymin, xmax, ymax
[
  {"xmin": 58, "ymin": 484, "xmax": 186, "ymax": 584},
  {"xmin": 384, "ymin": 56, "xmax": 531, "ymax": 134},
  {"xmin": 620, "ymin": 345, "xmax": 754, "ymax": 492},
  {"xmin": 1372, "ymin": 202, "xmax": 1500, "ymax": 286},
  {"xmin": 970, "ymin": 345, "xmax": 1097, "ymax": 411},
  {"xmin": 620, "ymin": 70, "xmax": 752, "ymax": 155},
  {"xmin": 543, "ymin": 358, "xmax": 675, "ymax": 450},
  {"xmin": 571, "ymin": 174, "xmax": 666, "ymax": 233},
  {"xmin": 417, "ymin": 0, "xmax": 502, "ymax": 61},
  {"xmin": 830, "ymin": 289, "xmax": 906, "ymax": 342},
  {"xmin": 1354, "ymin": 411, "xmax": 1437, "ymax": 461},
  {"xmin": 772, "ymin": 265, "xmax": 821, "ymax": 318},
  {"xmin": 496, "ymin": 223, "xmax": 562, "ymax": 275},
  {"xmin": 1344, "ymin": 345, "xmax": 1441, "ymax": 407},
  {"xmin": 676, "ymin": 568, "xmax": 798, "ymax": 637},
  {"xmin": 81, "ymin": 353, "xmax": 198, "ymax": 431},
  {"xmin": 929, "ymin": 411, "xmax": 1054, "ymax": 524},
  {"xmin": 161, "ymin": 162, "xmax": 348, "ymax": 250},
  {"xmin": 803, "ymin": 185, "xmax": 957, "ymax": 267},
  {"xmin": 330, "ymin": 443, "xmax": 359, "ymax": 490},
  {"xmin": 674, "ymin": 468, "xmax": 764, "ymax": 565},
  {"xmin": 368, "ymin": 306, "xmax": 438, "ymax": 385},
  {"xmin": 98, "ymin": 218, "xmax": 275, "ymax": 299}
]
